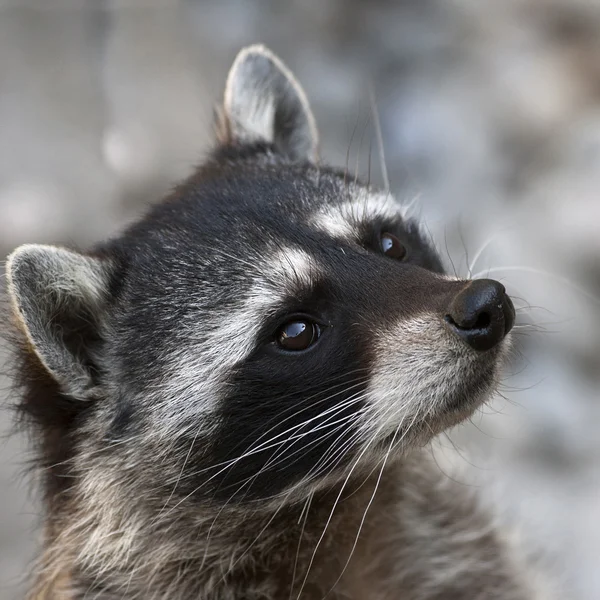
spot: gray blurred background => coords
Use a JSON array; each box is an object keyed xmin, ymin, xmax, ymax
[{"xmin": 1, "ymin": 0, "xmax": 599, "ymax": 598}]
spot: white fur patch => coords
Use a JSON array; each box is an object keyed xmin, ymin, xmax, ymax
[
  {"xmin": 362, "ymin": 314, "xmax": 505, "ymax": 448},
  {"xmin": 265, "ymin": 247, "xmax": 315, "ymax": 288},
  {"xmin": 152, "ymin": 247, "xmax": 319, "ymax": 433},
  {"xmin": 311, "ymin": 188, "xmax": 407, "ymax": 240}
]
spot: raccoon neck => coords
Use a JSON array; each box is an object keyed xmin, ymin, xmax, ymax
[{"xmin": 31, "ymin": 464, "xmax": 400, "ymax": 599}]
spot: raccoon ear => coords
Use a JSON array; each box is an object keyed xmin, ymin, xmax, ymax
[
  {"xmin": 219, "ymin": 44, "xmax": 318, "ymax": 162},
  {"xmin": 6, "ymin": 244, "xmax": 111, "ymax": 399}
]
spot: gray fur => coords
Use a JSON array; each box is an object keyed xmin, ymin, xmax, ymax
[
  {"xmin": 27, "ymin": 454, "xmax": 545, "ymax": 600},
  {"xmin": 5, "ymin": 46, "xmax": 549, "ymax": 599}
]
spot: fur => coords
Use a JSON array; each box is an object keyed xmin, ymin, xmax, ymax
[{"xmin": 4, "ymin": 45, "xmax": 544, "ymax": 599}]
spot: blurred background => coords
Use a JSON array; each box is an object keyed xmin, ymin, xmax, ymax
[{"xmin": 1, "ymin": 0, "xmax": 599, "ymax": 598}]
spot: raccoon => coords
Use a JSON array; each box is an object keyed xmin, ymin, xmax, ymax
[{"xmin": 5, "ymin": 45, "xmax": 543, "ymax": 599}]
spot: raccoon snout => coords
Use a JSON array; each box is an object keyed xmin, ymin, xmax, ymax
[{"xmin": 444, "ymin": 279, "xmax": 515, "ymax": 352}]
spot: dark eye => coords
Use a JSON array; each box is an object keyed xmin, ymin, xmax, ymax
[
  {"xmin": 276, "ymin": 319, "xmax": 321, "ymax": 351},
  {"xmin": 380, "ymin": 232, "xmax": 407, "ymax": 260}
]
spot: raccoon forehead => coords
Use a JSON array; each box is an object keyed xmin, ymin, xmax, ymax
[
  {"xmin": 258, "ymin": 247, "xmax": 316, "ymax": 290},
  {"xmin": 192, "ymin": 247, "xmax": 318, "ymax": 337},
  {"xmin": 217, "ymin": 248, "xmax": 317, "ymax": 346},
  {"xmin": 310, "ymin": 188, "xmax": 406, "ymax": 240}
]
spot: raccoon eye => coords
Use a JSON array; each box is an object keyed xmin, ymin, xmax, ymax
[
  {"xmin": 380, "ymin": 232, "xmax": 407, "ymax": 260},
  {"xmin": 276, "ymin": 320, "xmax": 321, "ymax": 351}
]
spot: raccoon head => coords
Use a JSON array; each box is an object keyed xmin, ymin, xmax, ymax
[{"xmin": 7, "ymin": 45, "xmax": 514, "ymax": 511}]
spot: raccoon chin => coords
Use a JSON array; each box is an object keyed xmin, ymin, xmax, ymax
[{"xmin": 431, "ymin": 358, "xmax": 501, "ymax": 429}]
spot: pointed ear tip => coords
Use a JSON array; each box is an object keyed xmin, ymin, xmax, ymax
[
  {"xmin": 227, "ymin": 45, "xmax": 293, "ymax": 90},
  {"xmin": 6, "ymin": 244, "xmax": 40, "ymax": 279},
  {"xmin": 5, "ymin": 245, "xmax": 101, "ymax": 299},
  {"xmin": 8, "ymin": 243, "xmax": 58, "ymax": 260},
  {"xmin": 5, "ymin": 246, "xmax": 43, "ymax": 328},
  {"xmin": 6, "ymin": 246, "xmax": 48, "ymax": 311},
  {"xmin": 6, "ymin": 244, "xmax": 59, "ymax": 277},
  {"xmin": 234, "ymin": 44, "xmax": 279, "ymax": 67},
  {"xmin": 224, "ymin": 44, "xmax": 319, "ymax": 161}
]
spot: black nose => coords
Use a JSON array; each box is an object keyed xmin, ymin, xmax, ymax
[{"xmin": 445, "ymin": 279, "xmax": 515, "ymax": 352}]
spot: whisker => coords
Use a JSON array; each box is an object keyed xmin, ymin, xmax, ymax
[
  {"xmin": 354, "ymin": 113, "xmax": 371, "ymax": 186},
  {"xmin": 368, "ymin": 83, "xmax": 389, "ymax": 192},
  {"xmin": 160, "ymin": 422, "xmax": 203, "ymax": 514},
  {"xmin": 250, "ymin": 403, "xmax": 366, "ymax": 479},
  {"xmin": 468, "ymin": 230, "xmax": 512, "ymax": 276},
  {"xmin": 367, "ymin": 137, "xmax": 373, "ymax": 189},
  {"xmin": 228, "ymin": 484, "xmax": 300, "ymax": 572},
  {"xmin": 401, "ymin": 191, "xmax": 423, "ymax": 220},
  {"xmin": 203, "ymin": 410, "xmax": 366, "ymax": 567},
  {"xmin": 471, "ymin": 266, "xmax": 600, "ymax": 306},
  {"xmin": 427, "ymin": 436, "xmax": 483, "ymax": 488},
  {"xmin": 167, "ymin": 374, "xmax": 370, "ymax": 485},
  {"xmin": 294, "ymin": 432, "xmax": 380, "ymax": 599},
  {"xmin": 228, "ymin": 402, "xmax": 368, "ymax": 504},
  {"xmin": 457, "ymin": 216, "xmax": 470, "ymax": 278},
  {"xmin": 438, "ymin": 432, "xmax": 490, "ymax": 473},
  {"xmin": 159, "ymin": 388, "xmax": 371, "ymax": 526},
  {"xmin": 344, "ymin": 103, "xmax": 361, "ymax": 191},
  {"xmin": 324, "ymin": 419, "xmax": 404, "ymax": 597},
  {"xmin": 443, "ymin": 227, "xmax": 459, "ymax": 279},
  {"xmin": 289, "ymin": 491, "xmax": 313, "ymax": 600}
]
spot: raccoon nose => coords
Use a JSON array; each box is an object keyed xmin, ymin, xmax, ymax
[{"xmin": 445, "ymin": 279, "xmax": 515, "ymax": 352}]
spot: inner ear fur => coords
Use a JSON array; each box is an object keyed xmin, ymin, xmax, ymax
[
  {"xmin": 217, "ymin": 44, "xmax": 319, "ymax": 162},
  {"xmin": 6, "ymin": 244, "xmax": 111, "ymax": 400}
]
